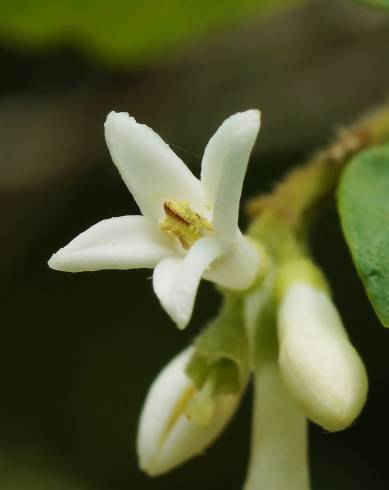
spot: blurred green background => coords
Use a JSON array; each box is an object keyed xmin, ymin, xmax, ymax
[{"xmin": 1, "ymin": 0, "xmax": 389, "ymax": 488}]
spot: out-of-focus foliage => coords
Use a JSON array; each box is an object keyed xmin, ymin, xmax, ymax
[
  {"xmin": 0, "ymin": 450, "xmax": 91, "ymax": 490},
  {"xmin": 355, "ymin": 0, "xmax": 389, "ymax": 10},
  {"xmin": 0, "ymin": 0, "xmax": 303, "ymax": 65},
  {"xmin": 337, "ymin": 144, "xmax": 389, "ymax": 327}
]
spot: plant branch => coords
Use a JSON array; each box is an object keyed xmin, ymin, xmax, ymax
[{"xmin": 247, "ymin": 104, "xmax": 389, "ymax": 233}]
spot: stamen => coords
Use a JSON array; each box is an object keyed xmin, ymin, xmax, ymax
[{"xmin": 160, "ymin": 199, "xmax": 213, "ymax": 249}]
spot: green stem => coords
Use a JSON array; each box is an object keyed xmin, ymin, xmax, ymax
[
  {"xmin": 247, "ymin": 104, "xmax": 389, "ymax": 247},
  {"xmin": 243, "ymin": 360, "xmax": 310, "ymax": 490}
]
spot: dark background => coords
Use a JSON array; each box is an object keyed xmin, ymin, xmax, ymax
[{"xmin": 1, "ymin": 0, "xmax": 389, "ymax": 488}]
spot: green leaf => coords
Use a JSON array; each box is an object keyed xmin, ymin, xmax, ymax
[
  {"xmin": 337, "ymin": 143, "xmax": 389, "ymax": 327},
  {"xmin": 354, "ymin": 0, "xmax": 389, "ymax": 10},
  {"xmin": 0, "ymin": 0, "xmax": 304, "ymax": 66},
  {"xmin": 186, "ymin": 294, "xmax": 249, "ymax": 394}
]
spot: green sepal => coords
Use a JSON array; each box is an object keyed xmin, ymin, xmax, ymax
[
  {"xmin": 186, "ymin": 294, "xmax": 249, "ymax": 395},
  {"xmin": 337, "ymin": 143, "xmax": 389, "ymax": 326}
]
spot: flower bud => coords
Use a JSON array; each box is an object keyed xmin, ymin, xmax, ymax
[
  {"xmin": 137, "ymin": 347, "xmax": 242, "ymax": 476},
  {"xmin": 277, "ymin": 283, "xmax": 368, "ymax": 432}
]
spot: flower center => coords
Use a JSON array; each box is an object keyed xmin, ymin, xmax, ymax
[{"xmin": 160, "ymin": 199, "xmax": 213, "ymax": 249}]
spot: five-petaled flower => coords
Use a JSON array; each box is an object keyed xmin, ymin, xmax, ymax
[{"xmin": 49, "ymin": 110, "xmax": 262, "ymax": 328}]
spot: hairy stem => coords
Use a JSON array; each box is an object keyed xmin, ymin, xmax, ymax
[{"xmin": 247, "ymin": 104, "xmax": 389, "ymax": 234}]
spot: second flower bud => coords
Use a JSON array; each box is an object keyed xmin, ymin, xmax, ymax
[{"xmin": 137, "ymin": 347, "xmax": 243, "ymax": 476}]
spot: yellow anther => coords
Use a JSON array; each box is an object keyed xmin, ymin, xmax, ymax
[{"xmin": 160, "ymin": 199, "xmax": 213, "ymax": 249}]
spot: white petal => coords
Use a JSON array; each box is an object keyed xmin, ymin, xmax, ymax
[
  {"xmin": 278, "ymin": 284, "xmax": 368, "ymax": 432},
  {"xmin": 104, "ymin": 112, "xmax": 205, "ymax": 222},
  {"xmin": 48, "ymin": 215, "xmax": 172, "ymax": 272},
  {"xmin": 201, "ymin": 110, "xmax": 260, "ymax": 242},
  {"xmin": 204, "ymin": 234, "xmax": 261, "ymax": 290},
  {"xmin": 153, "ymin": 238, "xmax": 225, "ymax": 328},
  {"xmin": 137, "ymin": 347, "xmax": 241, "ymax": 476}
]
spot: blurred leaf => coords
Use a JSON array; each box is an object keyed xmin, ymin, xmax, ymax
[
  {"xmin": 0, "ymin": 0, "xmax": 303, "ymax": 65},
  {"xmin": 354, "ymin": 0, "xmax": 389, "ymax": 10},
  {"xmin": 0, "ymin": 449, "xmax": 93, "ymax": 490},
  {"xmin": 337, "ymin": 144, "xmax": 389, "ymax": 327}
]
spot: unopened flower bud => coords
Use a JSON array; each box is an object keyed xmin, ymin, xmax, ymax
[
  {"xmin": 137, "ymin": 347, "xmax": 242, "ymax": 476},
  {"xmin": 277, "ymin": 282, "xmax": 368, "ymax": 432}
]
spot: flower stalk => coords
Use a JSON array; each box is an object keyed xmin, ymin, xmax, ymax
[{"xmin": 244, "ymin": 360, "xmax": 309, "ymax": 490}]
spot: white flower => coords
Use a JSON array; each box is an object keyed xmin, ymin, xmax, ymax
[
  {"xmin": 48, "ymin": 110, "xmax": 262, "ymax": 328},
  {"xmin": 137, "ymin": 347, "xmax": 242, "ymax": 476},
  {"xmin": 277, "ymin": 283, "xmax": 368, "ymax": 432}
]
